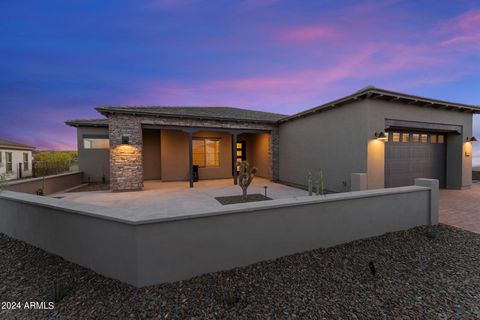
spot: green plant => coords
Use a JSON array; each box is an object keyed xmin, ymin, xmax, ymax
[
  {"xmin": 316, "ymin": 170, "xmax": 324, "ymax": 196},
  {"xmin": 219, "ymin": 285, "xmax": 239, "ymax": 306},
  {"xmin": 308, "ymin": 172, "xmax": 313, "ymax": 196},
  {"xmin": 239, "ymin": 161, "xmax": 257, "ymax": 200},
  {"xmin": 53, "ymin": 279, "xmax": 71, "ymax": 303},
  {"xmin": 36, "ymin": 188, "xmax": 44, "ymax": 196},
  {"xmin": 33, "ymin": 151, "xmax": 78, "ymax": 177},
  {"xmin": 0, "ymin": 173, "xmax": 7, "ymax": 192}
]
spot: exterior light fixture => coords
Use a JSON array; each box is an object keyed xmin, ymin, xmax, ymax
[
  {"xmin": 121, "ymin": 136, "xmax": 130, "ymax": 145},
  {"xmin": 374, "ymin": 131, "xmax": 387, "ymax": 141},
  {"xmin": 467, "ymin": 136, "xmax": 477, "ymax": 142}
]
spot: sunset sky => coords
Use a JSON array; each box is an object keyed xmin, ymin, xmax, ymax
[{"xmin": 1, "ymin": 0, "xmax": 479, "ymax": 163}]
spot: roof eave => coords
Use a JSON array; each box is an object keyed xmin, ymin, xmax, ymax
[
  {"xmin": 96, "ymin": 108, "xmax": 281, "ymax": 124},
  {"xmin": 0, "ymin": 145, "xmax": 35, "ymax": 151},
  {"xmin": 279, "ymin": 89, "xmax": 480, "ymax": 123}
]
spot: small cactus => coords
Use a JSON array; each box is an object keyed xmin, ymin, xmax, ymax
[
  {"xmin": 316, "ymin": 170, "xmax": 324, "ymax": 196},
  {"xmin": 53, "ymin": 279, "xmax": 70, "ymax": 303},
  {"xmin": 238, "ymin": 161, "xmax": 257, "ymax": 200},
  {"xmin": 307, "ymin": 172, "xmax": 313, "ymax": 196},
  {"xmin": 0, "ymin": 173, "xmax": 7, "ymax": 192}
]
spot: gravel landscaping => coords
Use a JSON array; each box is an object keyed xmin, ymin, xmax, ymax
[{"xmin": 2, "ymin": 224, "xmax": 480, "ymax": 319}]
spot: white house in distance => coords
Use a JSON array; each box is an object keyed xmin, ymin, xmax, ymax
[{"xmin": 0, "ymin": 139, "xmax": 35, "ymax": 181}]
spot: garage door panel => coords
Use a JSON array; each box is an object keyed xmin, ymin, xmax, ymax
[{"xmin": 385, "ymin": 132, "xmax": 446, "ymax": 188}]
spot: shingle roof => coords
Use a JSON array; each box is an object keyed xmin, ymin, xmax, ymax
[
  {"xmin": 67, "ymin": 86, "xmax": 480, "ymax": 128},
  {"xmin": 65, "ymin": 118, "xmax": 109, "ymax": 127},
  {"xmin": 280, "ymin": 86, "xmax": 480, "ymax": 122},
  {"xmin": 0, "ymin": 139, "xmax": 35, "ymax": 150},
  {"xmin": 95, "ymin": 106, "xmax": 286, "ymax": 123}
]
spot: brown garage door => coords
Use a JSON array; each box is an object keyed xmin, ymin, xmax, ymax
[{"xmin": 385, "ymin": 132, "xmax": 446, "ymax": 188}]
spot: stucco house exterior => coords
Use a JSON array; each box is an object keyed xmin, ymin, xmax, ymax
[
  {"xmin": 0, "ymin": 139, "xmax": 35, "ymax": 180},
  {"xmin": 66, "ymin": 86, "xmax": 479, "ymax": 192}
]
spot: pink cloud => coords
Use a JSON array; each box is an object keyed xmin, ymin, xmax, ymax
[
  {"xmin": 278, "ymin": 25, "xmax": 342, "ymax": 42},
  {"xmin": 147, "ymin": 0, "xmax": 196, "ymax": 10},
  {"xmin": 437, "ymin": 9, "xmax": 480, "ymax": 50}
]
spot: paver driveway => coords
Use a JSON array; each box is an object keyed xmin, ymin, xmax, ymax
[{"xmin": 440, "ymin": 182, "xmax": 480, "ymax": 233}]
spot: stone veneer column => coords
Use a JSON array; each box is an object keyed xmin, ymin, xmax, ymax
[
  {"xmin": 109, "ymin": 114, "xmax": 143, "ymax": 191},
  {"xmin": 270, "ymin": 126, "xmax": 280, "ymax": 181}
]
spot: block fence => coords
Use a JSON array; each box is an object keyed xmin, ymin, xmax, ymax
[
  {"xmin": 0, "ymin": 179, "xmax": 438, "ymax": 287},
  {"xmin": 5, "ymin": 172, "xmax": 83, "ymax": 196}
]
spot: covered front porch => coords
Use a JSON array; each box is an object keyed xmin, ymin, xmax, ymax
[{"xmin": 142, "ymin": 124, "xmax": 273, "ymax": 188}]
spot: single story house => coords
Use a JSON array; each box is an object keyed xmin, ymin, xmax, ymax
[
  {"xmin": 66, "ymin": 86, "xmax": 479, "ymax": 192},
  {"xmin": 0, "ymin": 139, "xmax": 35, "ymax": 180}
]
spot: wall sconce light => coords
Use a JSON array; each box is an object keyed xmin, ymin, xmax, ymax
[
  {"xmin": 121, "ymin": 136, "xmax": 130, "ymax": 145},
  {"xmin": 466, "ymin": 136, "xmax": 477, "ymax": 142},
  {"xmin": 374, "ymin": 131, "xmax": 388, "ymax": 141}
]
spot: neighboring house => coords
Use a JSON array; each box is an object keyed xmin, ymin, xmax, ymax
[
  {"xmin": 66, "ymin": 86, "xmax": 480, "ymax": 192},
  {"xmin": 0, "ymin": 139, "xmax": 35, "ymax": 180}
]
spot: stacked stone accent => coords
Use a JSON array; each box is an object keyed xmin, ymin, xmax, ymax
[
  {"xmin": 109, "ymin": 114, "xmax": 143, "ymax": 191},
  {"xmin": 270, "ymin": 127, "xmax": 280, "ymax": 181},
  {"xmin": 107, "ymin": 113, "xmax": 280, "ymax": 191}
]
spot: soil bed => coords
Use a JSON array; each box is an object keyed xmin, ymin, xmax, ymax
[{"xmin": 215, "ymin": 193, "xmax": 272, "ymax": 205}]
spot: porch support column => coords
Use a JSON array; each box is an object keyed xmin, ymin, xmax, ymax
[
  {"xmin": 188, "ymin": 131, "xmax": 193, "ymax": 188},
  {"xmin": 232, "ymin": 133, "xmax": 238, "ymax": 185}
]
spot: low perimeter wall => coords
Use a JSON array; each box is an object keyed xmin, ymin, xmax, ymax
[
  {"xmin": 0, "ymin": 179, "xmax": 439, "ymax": 287},
  {"xmin": 5, "ymin": 172, "xmax": 83, "ymax": 195}
]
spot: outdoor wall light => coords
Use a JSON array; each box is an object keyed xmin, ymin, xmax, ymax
[
  {"xmin": 121, "ymin": 136, "xmax": 130, "ymax": 145},
  {"xmin": 466, "ymin": 136, "xmax": 477, "ymax": 142},
  {"xmin": 374, "ymin": 131, "xmax": 388, "ymax": 141}
]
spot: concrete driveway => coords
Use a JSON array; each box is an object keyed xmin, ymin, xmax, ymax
[{"xmin": 440, "ymin": 183, "xmax": 480, "ymax": 233}]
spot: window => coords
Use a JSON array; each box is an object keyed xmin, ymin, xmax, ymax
[
  {"xmin": 438, "ymin": 135, "xmax": 445, "ymax": 144},
  {"xmin": 402, "ymin": 133, "xmax": 409, "ymax": 143},
  {"xmin": 421, "ymin": 134, "xmax": 428, "ymax": 144},
  {"xmin": 412, "ymin": 134, "xmax": 420, "ymax": 143},
  {"xmin": 5, "ymin": 152, "xmax": 12, "ymax": 173},
  {"xmin": 192, "ymin": 138, "xmax": 220, "ymax": 167},
  {"xmin": 430, "ymin": 134, "xmax": 437, "ymax": 143},
  {"xmin": 23, "ymin": 153, "xmax": 29, "ymax": 171},
  {"xmin": 83, "ymin": 138, "xmax": 109, "ymax": 149},
  {"xmin": 392, "ymin": 132, "xmax": 401, "ymax": 143}
]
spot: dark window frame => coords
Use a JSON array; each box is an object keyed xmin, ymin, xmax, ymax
[
  {"xmin": 5, "ymin": 152, "xmax": 12, "ymax": 173},
  {"xmin": 192, "ymin": 137, "xmax": 221, "ymax": 168}
]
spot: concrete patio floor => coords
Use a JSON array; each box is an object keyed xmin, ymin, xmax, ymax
[
  {"xmin": 440, "ymin": 182, "xmax": 480, "ymax": 234},
  {"xmin": 55, "ymin": 178, "xmax": 307, "ymax": 218}
]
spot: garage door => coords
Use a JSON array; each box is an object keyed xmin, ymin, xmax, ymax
[{"xmin": 385, "ymin": 132, "xmax": 446, "ymax": 188}]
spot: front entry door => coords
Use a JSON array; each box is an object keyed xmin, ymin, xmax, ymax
[{"xmin": 234, "ymin": 141, "xmax": 246, "ymax": 173}]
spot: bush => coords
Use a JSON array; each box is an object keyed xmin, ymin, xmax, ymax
[{"xmin": 33, "ymin": 151, "xmax": 78, "ymax": 177}]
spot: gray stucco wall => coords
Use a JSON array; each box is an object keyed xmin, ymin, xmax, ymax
[
  {"xmin": 0, "ymin": 179, "xmax": 437, "ymax": 287},
  {"xmin": 279, "ymin": 98, "xmax": 473, "ymax": 191},
  {"xmin": 279, "ymin": 101, "xmax": 369, "ymax": 192},
  {"xmin": 77, "ymin": 127, "xmax": 110, "ymax": 183}
]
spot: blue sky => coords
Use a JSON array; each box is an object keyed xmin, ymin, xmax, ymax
[{"xmin": 0, "ymin": 0, "xmax": 479, "ymax": 164}]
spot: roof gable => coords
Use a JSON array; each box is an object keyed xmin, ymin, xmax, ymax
[{"xmin": 280, "ymin": 86, "xmax": 480, "ymax": 123}]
